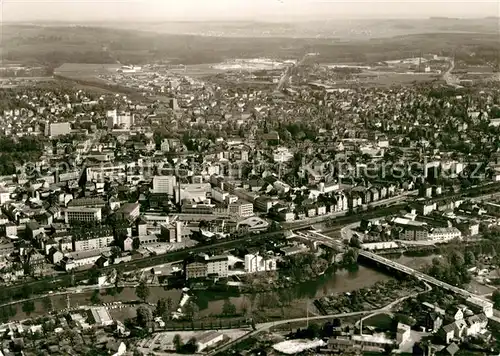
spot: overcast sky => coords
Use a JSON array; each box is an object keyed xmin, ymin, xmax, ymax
[{"xmin": 2, "ymin": 0, "xmax": 499, "ymax": 22}]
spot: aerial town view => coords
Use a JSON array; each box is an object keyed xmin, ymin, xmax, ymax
[{"xmin": 0, "ymin": 0, "xmax": 499, "ymax": 355}]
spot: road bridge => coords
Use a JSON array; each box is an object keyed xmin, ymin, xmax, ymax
[
  {"xmin": 358, "ymin": 250, "xmax": 485, "ymax": 302},
  {"xmin": 293, "ymin": 230, "xmax": 344, "ymax": 251}
]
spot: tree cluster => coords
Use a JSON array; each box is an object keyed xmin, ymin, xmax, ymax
[
  {"xmin": 342, "ymin": 248, "xmax": 359, "ymax": 267},
  {"xmin": 426, "ymin": 249, "xmax": 473, "ymax": 287},
  {"xmin": 173, "ymin": 334, "xmax": 198, "ymax": 354},
  {"xmin": 279, "ymin": 253, "xmax": 329, "ymax": 282},
  {"xmin": 221, "ymin": 299, "xmax": 237, "ymax": 317},
  {"xmin": 135, "ymin": 282, "xmax": 150, "ymax": 303},
  {"xmin": 155, "ymin": 297, "xmax": 174, "ymax": 320},
  {"xmin": 288, "ymin": 320, "xmax": 342, "ymax": 340}
]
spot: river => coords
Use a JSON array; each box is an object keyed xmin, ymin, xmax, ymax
[
  {"xmin": 8, "ymin": 254, "xmax": 459, "ymax": 322},
  {"xmin": 193, "ymin": 254, "xmax": 440, "ymax": 320}
]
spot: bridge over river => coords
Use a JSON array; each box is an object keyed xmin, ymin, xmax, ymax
[
  {"xmin": 296, "ymin": 229, "xmax": 493, "ymax": 317},
  {"xmin": 358, "ymin": 250, "xmax": 493, "ymax": 317}
]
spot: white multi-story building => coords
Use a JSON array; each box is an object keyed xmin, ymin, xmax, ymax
[
  {"xmin": 228, "ymin": 201, "xmax": 254, "ymax": 218},
  {"xmin": 47, "ymin": 122, "xmax": 71, "ymax": 137},
  {"xmin": 62, "ymin": 248, "xmax": 111, "ymax": 271},
  {"xmin": 0, "ymin": 189, "xmax": 10, "ymax": 205},
  {"xmin": 318, "ymin": 182, "xmax": 340, "ymax": 194},
  {"xmin": 178, "ymin": 183, "xmax": 211, "ymax": 203},
  {"xmin": 206, "ymin": 255, "xmax": 229, "ymax": 277},
  {"xmin": 244, "ymin": 254, "xmax": 277, "ymax": 273},
  {"xmin": 428, "ymin": 227, "xmax": 462, "ymax": 241},
  {"xmin": 106, "ymin": 109, "xmax": 133, "ymax": 129},
  {"xmin": 153, "ymin": 175, "xmax": 177, "ymax": 196},
  {"xmin": 160, "ymin": 139, "xmax": 170, "ymax": 152},
  {"xmin": 273, "ymin": 147, "xmax": 293, "ymax": 163},
  {"xmin": 396, "ymin": 323, "xmax": 411, "ymax": 346},
  {"xmin": 211, "ymin": 187, "xmax": 229, "ymax": 203},
  {"xmin": 86, "ymin": 165, "xmax": 127, "ymax": 181},
  {"xmin": 73, "ymin": 234, "xmax": 114, "ymax": 252},
  {"xmin": 65, "ymin": 207, "xmax": 102, "ymax": 224},
  {"xmin": 467, "ymin": 297, "xmax": 493, "ymax": 318}
]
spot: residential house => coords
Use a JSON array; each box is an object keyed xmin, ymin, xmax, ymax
[
  {"xmin": 424, "ymin": 312, "xmax": 443, "ymax": 332},
  {"xmin": 440, "ymin": 343, "xmax": 459, "ymax": 356},
  {"xmin": 452, "ymin": 319, "xmax": 467, "ymax": 341},
  {"xmin": 465, "ymin": 313, "xmax": 488, "ymax": 337},
  {"xmin": 439, "ymin": 323, "xmax": 455, "ymax": 344}
]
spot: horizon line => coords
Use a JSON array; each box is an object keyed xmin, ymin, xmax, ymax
[{"xmin": 3, "ymin": 16, "xmax": 500, "ymax": 23}]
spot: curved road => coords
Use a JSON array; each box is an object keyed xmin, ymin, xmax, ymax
[{"xmin": 355, "ymin": 282, "xmax": 432, "ymax": 330}]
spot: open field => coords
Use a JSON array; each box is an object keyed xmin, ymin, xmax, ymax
[
  {"xmin": 55, "ymin": 63, "xmax": 121, "ymax": 79},
  {"xmin": 167, "ymin": 64, "xmax": 225, "ymax": 77},
  {"xmin": 363, "ymin": 313, "xmax": 393, "ymax": 329},
  {"xmin": 1, "ymin": 24, "xmax": 499, "ymax": 67}
]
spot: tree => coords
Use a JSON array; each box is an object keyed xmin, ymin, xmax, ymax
[
  {"xmin": 21, "ymin": 284, "xmax": 33, "ymax": 299},
  {"xmin": 222, "ymin": 299, "xmax": 237, "ymax": 317},
  {"xmin": 22, "ymin": 300, "xmax": 35, "ymax": 316},
  {"xmin": 41, "ymin": 296, "xmax": 53, "ymax": 313},
  {"xmin": 306, "ymin": 323, "xmax": 321, "ymax": 339},
  {"xmin": 135, "ymin": 281, "xmax": 150, "ymax": 303},
  {"xmin": 241, "ymin": 300, "xmax": 249, "ymax": 316},
  {"xmin": 42, "ymin": 320, "xmax": 55, "ymax": 334},
  {"xmin": 165, "ymin": 297, "xmax": 173, "ymax": 320},
  {"xmin": 87, "ymin": 268, "xmax": 101, "ymax": 285},
  {"xmin": 115, "ymin": 268, "xmax": 124, "ymax": 288},
  {"xmin": 184, "ymin": 300, "xmax": 199, "ymax": 321},
  {"xmin": 395, "ymin": 313, "xmax": 417, "ymax": 327},
  {"xmin": 155, "ymin": 298, "xmax": 167, "ymax": 317},
  {"xmin": 449, "ymin": 250, "xmax": 465, "ymax": 267},
  {"xmin": 136, "ymin": 306, "xmax": 153, "ymax": 328},
  {"xmin": 110, "ymin": 246, "xmax": 122, "ymax": 259},
  {"xmin": 173, "ymin": 334, "xmax": 183, "ymax": 351},
  {"xmin": 183, "ymin": 337, "xmax": 198, "ymax": 353},
  {"xmin": 90, "ymin": 290, "xmax": 101, "ymax": 305},
  {"xmin": 322, "ymin": 322, "xmax": 335, "ymax": 337},
  {"xmin": 465, "ymin": 250, "xmax": 476, "ymax": 266},
  {"xmin": 493, "ymin": 289, "xmax": 500, "ymax": 309},
  {"xmin": 342, "ymin": 248, "xmax": 359, "ymax": 266},
  {"xmin": 132, "ymin": 237, "xmax": 140, "ymax": 250},
  {"xmin": 349, "ymin": 236, "xmax": 362, "ymax": 249}
]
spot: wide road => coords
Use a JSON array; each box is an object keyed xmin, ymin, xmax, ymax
[
  {"xmin": 276, "ymin": 53, "xmax": 312, "ymax": 91},
  {"xmin": 443, "ymin": 58, "xmax": 462, "ymax": 88}
]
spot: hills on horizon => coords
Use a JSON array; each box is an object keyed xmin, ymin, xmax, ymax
[{"xmin": 4, "ymin": 17, "xmax": 498, "ymax": 40}]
